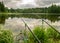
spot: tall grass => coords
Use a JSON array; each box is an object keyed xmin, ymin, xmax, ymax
[
  {"xmin": 28, "ymin": 26, "xmax": 60, "ymax": 43},
  {"xmin": 0, "ymin": 25, "xmax": 14, "ymax": 43}
]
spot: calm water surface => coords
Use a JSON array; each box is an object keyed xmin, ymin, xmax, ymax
[{"xmin": 2, "ymin": 17, "xmax": 60, "ymax": 35}]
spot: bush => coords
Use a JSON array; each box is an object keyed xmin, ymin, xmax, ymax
[
  {"xmin": 0, "ymin": 30, "xmax": 14, "ymax": 43},
  {"xmin": 46, "ymin": 28, "xmax": 60, "ymax": 43},
  {"xmin": 28, "ymin": 26, "xmax": 60, "ymax": 43},
  {"xmin": 29, "ymin": 26, "xmax": 48, "ymax": 43}
]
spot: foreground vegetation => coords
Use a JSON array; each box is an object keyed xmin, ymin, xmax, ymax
[
  {"xmin": 28, "ymin": 26, "xmax": 60, "ymax": 43},
  {"xmin": 0, "ymin": 25, "xmax": 60, "ymax": 43},
  {"xmin": 0, "ymin": 26, "xmax": 14, "ymax": 43}
]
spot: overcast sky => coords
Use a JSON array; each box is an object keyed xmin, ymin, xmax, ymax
[{"xmin": 0, "ymin": 0, "xmax": 60, "ymax": 9}]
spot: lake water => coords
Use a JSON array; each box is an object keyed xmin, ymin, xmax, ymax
[
  {"xmin": 0, "ymin": 13, "xmax": 60, "ymax": 35},
  {"xmin": 2, "ymin": 17, "xmax": 60, "ymax": 35}
]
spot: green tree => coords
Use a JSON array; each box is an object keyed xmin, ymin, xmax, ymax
[
  {"xmin": 48, "ymin": 4, "xmax": 60, "ymax": 13},
  {"xmin": 0, "ymin": 2, "xmax": 5, "ymax": 12}
]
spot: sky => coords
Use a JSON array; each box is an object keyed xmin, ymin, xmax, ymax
[{"xmin": 0, "ymin": 0, "xmax": 60, "ymax": 9}]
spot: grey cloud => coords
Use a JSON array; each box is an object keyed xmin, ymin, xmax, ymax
[
  {"xmin": 0, "ymin": 0, "xmax": 60, "ymax": 8},
  {"xmin": 1, "ymin": 0, "xmax": 37, "ymax": 8},
  {"xmin": 42, "ymin": 0, "xmax": 60, "ymax": 5},
  {"xmin": 19, "ymin": 4, "xmax": 37, "ymax": 8},
  {"xmin": 35, "ymin": 0, "xmax": 60, "ymax": 6},
  {"xmin": 6, "ymin": 2, "xmax": 17, "ymax": 8},
  {"xmin": 0, "ymin": 0, "xmax": 22, "ymax": 4},
  {"xmin": 0, "ymin": 0, "xmax": 12, "ymax": 4}
]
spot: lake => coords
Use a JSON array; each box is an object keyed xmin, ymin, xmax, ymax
[{"xmin": 0, "ymin": 13, "xmax": 60, "ymax": 35}]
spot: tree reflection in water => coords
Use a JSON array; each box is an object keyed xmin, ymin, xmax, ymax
[{"xmin": 0, "ymin": 13, "xmax": 60, "ymax": 24}]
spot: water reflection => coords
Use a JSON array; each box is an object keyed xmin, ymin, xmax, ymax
[
  {"xmin": 0, "ymin": 14, "xmax": 8, "ymax": 24},
  {"xmin": 3, "ymin": 17, "xmax": 60, "ymax": 35},
  {"xmin": 0, "ymin": 13, "xmax": 60, "ymax": 24},
  {"xmin": 0, "ymin": 13, "xmax": 60, "ymax": 35}
]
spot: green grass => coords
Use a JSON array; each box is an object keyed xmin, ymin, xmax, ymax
[
  {"xmin": 0, "ymin": 25, "xmax": 60, "ymax": 43},
  {"xmin": 0, "ymin": 25, "xmax": 14, "ymax": 43},
  {"xmin": 28, "ymin": 26, "xmax": 60, "ymax": 43}
]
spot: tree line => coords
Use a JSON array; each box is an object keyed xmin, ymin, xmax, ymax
[{"xmin": 0, "ymin": 2, "xmax": 60, "ymax": 13}]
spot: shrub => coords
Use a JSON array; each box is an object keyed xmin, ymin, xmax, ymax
[
  {"xmin": 46, "ymin": 28, "xmax": 60, "ymax": 39},
  {"xmin": 28, "ymin": 26, "xmax": 60, "ymax": 43},
  {"xmin": 0, "ymin": 30, "xmax": 14, "ymax": 43},
  {"xmin": 46, "ymin": 28, "xmax": 60, "ymax": 43},
  {"xmin": 29, "ymin": 26, "xmax": 48, "ymax": 43}
]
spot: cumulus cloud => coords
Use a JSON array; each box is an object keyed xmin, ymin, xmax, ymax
[{"xmin": 0, "ymin": 0, "xmax": 60, "ymax": 8}]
